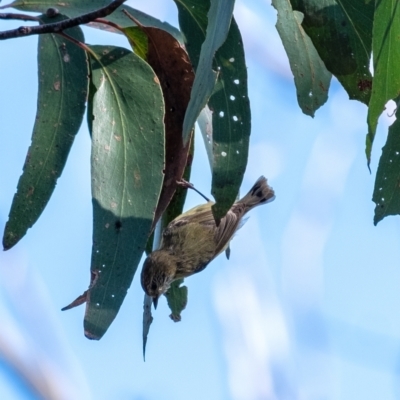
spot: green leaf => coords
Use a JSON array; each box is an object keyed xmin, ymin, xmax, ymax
[
  {"xmin": 123, "ymin": 26, "xmax": 148, "ymax": 60},
  {"xmin": 197, "ymin": 106, "xmax": 213, "ymax": 170},
  {"xmin": 142, "ymin": 294, "xmax": 153, "ymax": 361},
  {"xmin": 372, "ymin": 100, "xmax": 400, "ymax": 225},
  {"xmin": 336, "ymin": 0, "xmax": 374, "ymax": 57},
  {"xmin": 179, "ymin": 0, "xmax": 235, "ymax": 144},
  {"xmin": 3, "ymin": 15, "xmax": 87, "ymax": 250},
  {"xmin": 9, "ymin": 0, "xmax": 182, "ymax": 40},
  {"xmin": 175, "ymin": 0, "xmax": 251, "ymax": 221},
  {"xmin": 272, "ymin": 0, "xmax": 332, "ymax": 116},
  {"xmin": 84, "ymin": 45, "xmax": 165, "ymax": 340},
  {"xmin": 290, "ymin": 0, "xmax": 373, "ymax": 104},
  {"xmin": 173, "ymin": 0, "xmax": 212, "ymax": 70},
  {"xmin": 165, "ymin": 279, "xmax": 188, "ymax": 322},
  {"xmin": 208, "ymin": 18, "xmax": 250, "ymax": 220},
  {"xmin": 366, "ymin": 1, "xmax": 400, "ymax": 164}
]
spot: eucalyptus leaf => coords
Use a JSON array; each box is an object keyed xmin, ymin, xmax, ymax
[
  {"xmin": 123, "ymin": 16, "xmax": 195, "ymax": 230},
  {"xmin": 3, "ymin": 15, "xmax": 87, "ymax": 250},
  {"xmin": 180, "ymin": 0, "xmax": 235, "ymax": 144},
  {"xmin": 290, "ymin": 0, "xmax": 373, "ymax": 104},
  {"xmin": 373, "ymin": 100, "xmax": 400, "ymax": 225},
  {"xmin": 175, "ymin": 0, "xmax": 250, "ymax": 221},
  {"xmin": 272, "ymin": 0, "xmax": 331, "ymax": 117},
  {"xmin": 366, "ymin": 0, "xmax": 400, "ymax": 164},
  {"xmin": 84, "ymin": 45, "xmax": 165, "ymax": 340}
]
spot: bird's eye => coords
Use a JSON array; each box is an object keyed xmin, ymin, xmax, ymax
[{"xmin": 151, "ymin": 283, "xmax": 157, "ymax": 291}]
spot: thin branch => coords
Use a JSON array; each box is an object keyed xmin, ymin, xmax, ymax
[
  {"xmin": 0, "ymin": 0, "xmax": 127, "ymax": 40},
  {"xmin": 0, "ymin": 13, "xmax": 39, "ymax": 22},
  {"xmin": 93, "ymin": 17, "xmax": 124, "ymax": 32}
]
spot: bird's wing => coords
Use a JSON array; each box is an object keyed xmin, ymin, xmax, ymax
[
  {"xmin": 166, "ymin": 201, "xmax": 243, "ymax": 257},
  {"xmin": 213, "ymin": 208, "xmax": 242, "ymax": 256},
  {"xmin": 168, "ymin": 202, "xmax": 215, "ymax": 227}
]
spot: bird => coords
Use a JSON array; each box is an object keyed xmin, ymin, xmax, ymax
[{"xmin": 141, "ymin": 176, "xmax": 275, "ymax": 308}]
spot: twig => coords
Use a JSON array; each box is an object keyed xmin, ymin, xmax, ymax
[
  {"xmin": 0, "ymin": 13, "xmax": 39, "ymax": 22},
  {"xmin": 93, "ymin": 17, "xmax": 124, "ymax": 32},
  {"xmin": 177, "ymin": 179, "xmax": 210, "ymax": 202},
  {"xmin": 0, "ymin": 0, "xmax": 127, "ymax": 40}
]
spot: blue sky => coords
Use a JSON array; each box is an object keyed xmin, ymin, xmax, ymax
[{"xmin": 1, "ymin": 1, "xmax": 400, "ymax": 399}]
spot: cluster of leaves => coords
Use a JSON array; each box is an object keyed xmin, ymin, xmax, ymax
[
  {"xmin": 3, "ymin": 0, "xmax": 400, "ymax": 345},
  {"xmin": 272, "ymin": 0, "xmax": 400, "ymax": 225},
  {"xmin": 1, "ymin": 0, "xmax": 249, "ymax": 341}
]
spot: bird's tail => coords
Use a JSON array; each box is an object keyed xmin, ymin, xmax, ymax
[{"xmin": 239, "ymin": 176, "xmax": 275, "ymax": 212}]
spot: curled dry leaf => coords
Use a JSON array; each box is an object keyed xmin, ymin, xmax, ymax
[{"xmin": 123, "ymin": 11, "xmax": 195, "ymax": 230}]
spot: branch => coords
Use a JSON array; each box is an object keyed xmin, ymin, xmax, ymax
[
  {"xmin": 0, "ymin": 0, "xmax": 127, "ymax": 40},
  {"xmin": 0, "ymin": 13, "xmax": 39, "ymax": 22}
]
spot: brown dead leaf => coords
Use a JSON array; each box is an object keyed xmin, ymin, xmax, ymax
[
  {"xmin": 61, "ymin": 270, "xmax": 99, "ymax": 311},
  {"xmin": 123, "ymin": 11, "xmax": 195, "ymax": 230}
]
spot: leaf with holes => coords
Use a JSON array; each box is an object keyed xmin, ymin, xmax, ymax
[
  {"xmin": 84, "ymin": 45, "xmax": 165, "ymax": 340},
  {"xmin": 3, "ymin": 15, "xmax": 87, "ymax": 250},
  {"xmin": 175, "ymin": 0, "xmax": 251, "ymax": 221},
  {"xmin": 373, "ymin": 103, "xmax": 400, "ymax": 225},
  {"xmin": 290, "ymin": 0, "xmax": 373, "ymax": 104},
  {"xmin": 272, "ymin": 0, "xmax": 331, "ymax": 117},
  {"xmin": 366, "ymin": 1, "xmax": 400, "ymax": 165},
  {"xmin": 123, "ymin": 15, "xmax": 195, "ymax": 231}
]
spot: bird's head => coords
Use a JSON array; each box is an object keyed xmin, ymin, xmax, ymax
[{"xmin": 140, "ymin": 251, "xmax": 175, "ymax": 309}]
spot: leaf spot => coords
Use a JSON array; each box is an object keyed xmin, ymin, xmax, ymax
[
  {"xmin": 26, "ymin": 186, "xmax": 35, "ymax": 197},
  {"xmin": 221, "ymin": 151, "xmax": 227, "ymax": 157},
  {"xmin": 53, "ymin": 81, "xmax": 60, "ymax": 90}
]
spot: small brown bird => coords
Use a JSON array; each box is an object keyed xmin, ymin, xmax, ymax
[{"xmin": 141, "ymin": 176, "xmax": 275, "ymax": 308}]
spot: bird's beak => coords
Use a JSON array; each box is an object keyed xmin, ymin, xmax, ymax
[{"xmin": 152, "ymin": 296, "xmax": 159, "ymax": 309}]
